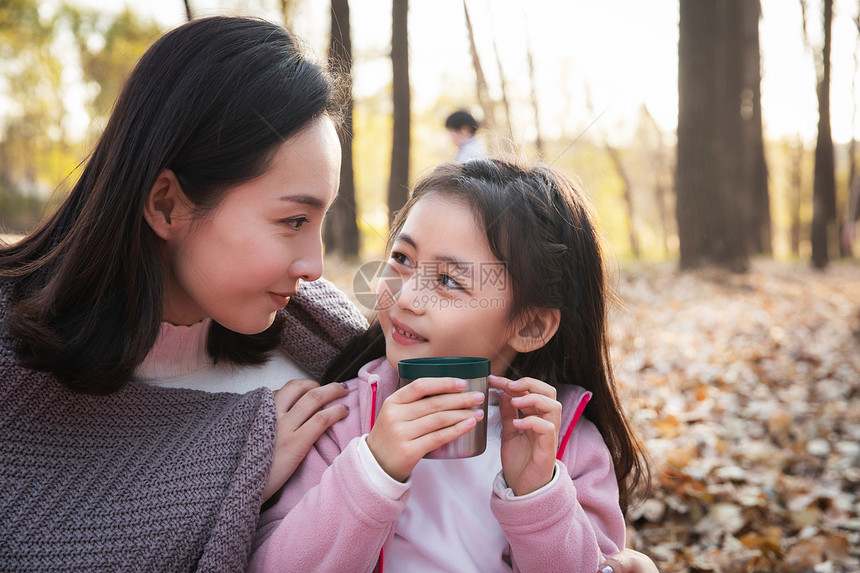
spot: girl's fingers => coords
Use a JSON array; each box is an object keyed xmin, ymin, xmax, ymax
[
  {"xmin": 488, "ymin": 374, "xmax": 513, "ymax": 391},
  {"xmin": 511, "ymin": 415, "xmax": 556, "ymax": 435},
  {"xmin": 400, "ymin": 408, "xmax": 485, "ymax": 443},
  {"xmin": 410, "ymin": 414, "xmax": 479, "ymax": 455},
  {"xmin": 510, "ymin": 392, "xmax": 560, "ymax": 416},
  {"xmin": 489, "ymin": 375, "xmax": 557, "ymax": 400},
  {"xmin": 391, "ymin": 377, "xmax": 485, "ymax": 421},
  {"xmin": 367, "ymin": 405, "xmax": 483, "ymax": 481},
  {"xmin": 508, "ymin": 376, "xmax": 558, "ymax": 399},
  {"xmin": 392, "ymin": 376, "xmax": 467, "ymax": 403}
]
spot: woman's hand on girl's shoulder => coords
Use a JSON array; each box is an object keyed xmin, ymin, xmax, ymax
[
  {"xmin": 263, "ymin": 379, "xmax": 350, "ymax": 502},
  {"xmin": 598, "ymin": 549, "xmax": 660, "ymax": 573},
  {"xmin": 489, "ymin": 374, "xmax": 562, "ymax": 496},
  {"xmin": 366, "ymin": 376, "xmax": 485, "ymax": 482}
]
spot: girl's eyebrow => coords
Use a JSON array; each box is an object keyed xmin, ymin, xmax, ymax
[
  {"xmin": 394, "ymin": 233, "xmax": 472, "ymax": 275},
  {"xmin": 437, "ymin": 256, "xmax": 473, "ymax": 276}
]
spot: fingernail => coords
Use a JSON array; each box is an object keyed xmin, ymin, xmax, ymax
[
  {"xmin": 343, "ymin": 405, "xmax": 350, "ymax": 412},
  {"xmin": 473, "ymin": 409, "xmax": 485, "ymax": 420},
  {"xmin": 598, "ymin": 566, "xmax": 614, "ymax": 573},
  {"xmin": 340, "ymin": 382, "xmax": 349, "ymax": 389},
  {"xmin": 473, "ymin": 392, "xmax": 485, "ymax": 403},
  {"xmin": 455, "ymin": 379, "xmax": 467, "ymax": 389}
]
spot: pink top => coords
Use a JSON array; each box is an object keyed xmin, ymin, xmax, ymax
[{"xmin": 249, "ymin": 357, "xmax": 625, "ymax": 572}]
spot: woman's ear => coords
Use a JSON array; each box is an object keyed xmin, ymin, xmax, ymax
[
  {"xmin": 143, "ymin": 169, "xmax": 189, "ymax": 240},
  {"xmin": 508, "ymin": 308, "xmax": 561, "ymax": 354}
]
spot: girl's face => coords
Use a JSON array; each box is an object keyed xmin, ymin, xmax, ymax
[
  {"xmin": 377, "ymin": 193, "xmax": 518, "ymax": 376},
  {"xmin": 163, "ymin": 116, "xmax": 341, "ymax": 333}
]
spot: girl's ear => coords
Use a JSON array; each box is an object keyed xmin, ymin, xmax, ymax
[
  {"xmin": 143, "ymin": 169, "xmax": 190, "ymax": 240},
  {"xmin": 508, "ymin": 308, "xmax": 561, "ymax": 354}
]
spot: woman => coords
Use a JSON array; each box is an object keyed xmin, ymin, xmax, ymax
[{"xmin": 0, "ymin": 16, "xmax": 365, "ymax": 571}]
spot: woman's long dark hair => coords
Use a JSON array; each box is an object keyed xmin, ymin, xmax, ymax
[
  {"xmin": 0, "ymin": 17, "xmax": 340, "ymax": 394},
  {"xmin": 324, "ymin": 159, "xmax": 649, "ymax": 512}
]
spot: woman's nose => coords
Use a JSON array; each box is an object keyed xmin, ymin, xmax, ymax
[{"xmin": 292, "ymin": 236, "xmax": 324, "ymax": 282}]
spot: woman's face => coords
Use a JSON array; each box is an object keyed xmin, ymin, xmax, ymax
[{"xmin": 163, "ymin": 116, "xmax": 341, "ymax": 333}]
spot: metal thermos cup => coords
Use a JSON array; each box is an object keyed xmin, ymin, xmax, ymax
[{"xmin": 398, "ymin": 357, "xmax": 490, "ymax": 459}]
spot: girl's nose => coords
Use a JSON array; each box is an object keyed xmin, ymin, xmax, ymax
[{"xmin": 394, "ymin": 271, "xmax": 426, "ymax": 314}]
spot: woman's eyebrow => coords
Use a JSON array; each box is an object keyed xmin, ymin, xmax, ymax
[
  {"xmin": 394, "ymin": 233, "xmax": 417, "ymax": 249},
  {"xmin": 278, "ymin": 194, "xmax": 327, "ymax": 208}
]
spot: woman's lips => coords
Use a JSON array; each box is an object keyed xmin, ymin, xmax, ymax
[{"xmin": 270, "ymin": 292, "xmax": 293, "ymax": 308}]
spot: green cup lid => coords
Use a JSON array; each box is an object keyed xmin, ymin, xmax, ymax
[{"xmin": 398, "ymin": 357, "xmax": 490, "ymax": 379}]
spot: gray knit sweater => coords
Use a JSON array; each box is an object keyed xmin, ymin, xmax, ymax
[{"xmin": 0, "ymin": 278, "xmax": 367, "ymax": 572}]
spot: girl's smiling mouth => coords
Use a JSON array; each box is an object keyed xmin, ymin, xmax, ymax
[{"xmin": 390, "ymin": 318, "xmax": 427, "ymax": 344}]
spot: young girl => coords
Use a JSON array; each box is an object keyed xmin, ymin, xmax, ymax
[{"xmin": 250, "ymin": 159, "xmax": 649, "ymax": 572}]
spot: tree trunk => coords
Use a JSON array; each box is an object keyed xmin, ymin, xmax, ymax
[
  {"xmin": 841, "ymin": 11, "xmax": 860, "ymax": 257},
  {"xmin": 462, "ymin": 1, "xmax": 496, "ymax": 132},
  {"xmin": 676, "ymin": 0, "xmax": 747, "ymax": 271},
  {"xmin": 811, "ymin": 0, "xmax": 835, "ymax": 269},
  {"xmin": 605, "ymin": 145, "xmax": 639, "ymax": 258},
  {"xmin": 387, "ymin": 0, "xmax": 410, "ymax": 222},
  {"xmin": 279, "ymin": 0, "xmax": 297, "ymax": 25},
  {"xmin": 489, "ymin": 16, "xmax": 514, "ymax": 143},
  {"xmin": 325, "ymin": 0, "xmax": 359, "ymax": 257},
  {"xmin": 741, "ymin": 0, "xmax": 772, "ymax": 255},
  {"xmin": 641, "ymin": 106, "xmax": 674, "ymax": 255},
  {"xmin": 789, "ymin": 137, "xmax": 804, "ymax": 257},
  {"xmin": 525, "ymin": 38, "xmax": 543, "ymax": 158}
]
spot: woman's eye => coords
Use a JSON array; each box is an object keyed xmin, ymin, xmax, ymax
[
  {"xmin": 390, "ymin": 251, "xmax": 411, "ymax": 267},
  {"xmin": 283, "ymin": 217, "xmax": 309, "ymax": 231},
  {"xmin": 438, "ymin": 274, "xmax": 463, "ymax": 290}
]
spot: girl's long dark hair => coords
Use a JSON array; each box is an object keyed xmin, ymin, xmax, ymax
[
  {"xmin": 324, "ymin": 159, "xmax": 649, "ymax": 512},
  {"xmin": 0, "ymin": 17, "xmax": 340, "ymax": 394}
]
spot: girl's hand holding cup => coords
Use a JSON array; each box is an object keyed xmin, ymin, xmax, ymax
[
  {"xmin": 489, "ymin": 374, "xmax": 563, "ymax": 496},
  {"xmin": 366, "ymin": 376, "xmax": 485, "ymax": 482}
]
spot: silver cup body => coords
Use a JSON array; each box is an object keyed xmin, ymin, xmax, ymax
[{"xmin": 398, "ymin": 375, "xmax": 488, "ymax": 458}]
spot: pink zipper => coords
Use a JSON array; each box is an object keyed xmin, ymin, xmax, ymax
[
  {"xmin": 557, "ymin": 392, "xmax": 591, "ymax": 459},
  {"xmin": 369, "ymin": 381, "xmax": 383, "ymax": 573},
  {"xmin": 370, "ymin": 382, "xmax": 378, "ymax": 430}
]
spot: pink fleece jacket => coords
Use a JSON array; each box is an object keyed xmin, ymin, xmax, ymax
[{"xmin": 249, "ymin": 357, "xmax": 625, "ymax": 572}]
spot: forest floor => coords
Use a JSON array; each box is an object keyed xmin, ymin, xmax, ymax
[
  {"xmin": 326, "ymin": 256, "xmax": 860, "ymax": 573},
  {"xmin": 609, "ymin": 259, "xmax": 860, "ymax": 572}
]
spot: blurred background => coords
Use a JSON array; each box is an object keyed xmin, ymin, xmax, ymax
[{"xmin": 1, "ymin": 1, "xmax": 859, "ymax": 571}]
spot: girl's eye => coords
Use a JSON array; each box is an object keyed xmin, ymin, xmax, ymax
[
  {"xmin": 438, "ymin": 273, "xmax": 463, "ymax": 290},
  {"xmin": 283, "ymin": 216, "xmax": 309, "ymax": 231}
]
